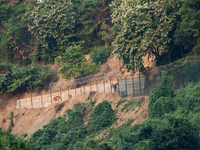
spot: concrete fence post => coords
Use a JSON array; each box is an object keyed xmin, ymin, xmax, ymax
[
  {"xmin": 125, "ymin": 77, "xmax": 127, "ymax": 96},
  {"xmin": 41, "ymin": 92, "xmax": 43, "ymax": 107},
  {"xmin": 139, "ymin": 76, "xmax": 142, "ymax": 96},
  {"xmin": 31, "ymin": 92, "xmax": 33, "ymax": 108},
  {"xmin": 132, "ymin": 76, "xmax": 135, "ymax": 96},
  {"xmin": 60, "ymin": 87, "xmax": 62, "ymax": 101}
]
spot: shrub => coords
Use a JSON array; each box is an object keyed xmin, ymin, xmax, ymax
[
  {"xmin": 61, "ymin": 126, "xmax": 87, "ymax": 146},
  {"xmin": 0, "ymin": 61, "xmax": 57, "ymax": 93},
  {"xmin": 116, "ymin": 99, "xmax": 127, "ymax": 107},
  {"xmin": 58, "ymin": 109, "xmax": 83, "ymax": 134},
  {"xmin": 56, "ymin": 46, "xmax": 99, "ymax": 80},
  {"xmin": 90, "ymin": 46, "xmax": 112, "ymax": 64},
  {"xmin": 150, "ymin": 115, "xmax": 200, "ymax": 150},
  {"xmin": 149, "ymin": 97, "xmax": 175, "ymax": 119},
  {"xmin": 88, "ymin": 101, "xmax": 115, "ymax": 133},
  {"xmin": 148, "ymin": 71, "xmax": 173, "ymax": 111}
]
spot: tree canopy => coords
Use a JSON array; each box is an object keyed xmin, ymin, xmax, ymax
[
  {"xmin": 24, "ymin": 0, "xmax": 76, "ymax": 63},
  {"xmin": 110, "ymin": 0, "xmax": 183, "ymax": 72},
  {"xmin": 174, "ymin": 0, "xmax": 200, "ymax": 55}
]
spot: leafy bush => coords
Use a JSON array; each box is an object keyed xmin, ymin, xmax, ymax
[
  {"xmin": 58, "ymin": 109, "xmax": 83, "ymax": 134},
  {"xmin": 116, "ymin": 99, "xmax": 127, "ymax": 107},
  {"xmin": 0, "ymin": 127, "xmax": 31, "ymax": 150},
  {"xmin": 90, "ymin": 46, "xmax": 112, "ymax": 64},
  {"xmin": 121, "ymin": 100, "xmax": 139, "ymax": 112},
  {"xmin": 56, "ymin": 46, "xmax": 99, "ymax": 80},
  {"xmin": 149, "ymin": 97, "xmax": 175, "ymax": 119},
  {"xmin": 88, "ymin": 100, "xmax": 115, "ymax": 133},
  {"xmin": 148, "ymin": 71, "xmax": 173, "ymax": 112},
  {"xmin": 0, "ymin": 61, "xmax": 57, "ymax": 93},
  {"xmin": 61, "ymin": 126, "xmax": 87, "ymax": 146}
]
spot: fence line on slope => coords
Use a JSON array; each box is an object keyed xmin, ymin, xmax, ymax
[{"xmin": 0, "ymin": 59, "xmax": 200, "ymax": 111}]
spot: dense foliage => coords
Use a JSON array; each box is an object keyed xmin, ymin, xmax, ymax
[
  {"xmin": 0, "ymin": 0, "xmax": 35, "ymax": 64},
  {"xmin": 2, "ymin": 72, "xmax": 200, "ymax": 149},
  {"xmin": 0, "ymin": 60, "xmax": 57, "ymax": 93},
  {"xmin": 111, "ymin": 0, "xmax": 184, "ymax": 72},
  {"xmin": 55, "ymin": 46, "xmax": 99, "ymax": 80},
  {"xmin": 174, "ymin": 0, "xmax": 200, "ymax": 55},
  {"xmin": 90, "ymin": 45, "xmax": 112, "ymax": 64},
  {"xmin": 24, "ymin": 0, "xmax": 76, "ymax": 64}
]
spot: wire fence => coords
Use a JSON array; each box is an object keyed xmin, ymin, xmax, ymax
[{"xmin": 0, "ymin": 58, "xmax": 200, "ymax": 111}]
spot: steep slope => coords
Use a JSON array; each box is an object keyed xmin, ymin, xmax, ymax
[{"xmin": 0, "ymin": 92, "xmax": 149, "ymax": 139}]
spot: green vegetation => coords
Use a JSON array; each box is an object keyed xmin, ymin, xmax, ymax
[
  {"xmin": 1, "ymin": 0, "xmax": 200, "ymax": 148},
  {"xmin": 111, "ymin": 0, "xmax": 200, "ymax": 72},
  {"xmin": 1, "ymin": 72, "xmax": 200, "ymax": 149},
  {"xmin": 90, "ymin": 45, "xmax": 112, "ymax": 64},
  {"xmin": 121, "ymin": 100, "xmax": 141, "ymax": 112},
  {"xmin": 0, "ymin": 0, "xmax": 199, "ymax": 88},
  {"xmin": 116, "ymin": 98, "xmax": 127, "ymax": 107},
  {"xmin": 0, "ymin": 61, "xmax": 57, "ymax": 93},
  {"xmin": 55, "ymin": 46, "xmax": 99, "ymax": 80},
  {"xmin": 174, "ymin": 0, "xmax": 200, "ymax": 55}
]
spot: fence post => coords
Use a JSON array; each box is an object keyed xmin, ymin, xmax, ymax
[
  {"xmin": 19, "ymin": 94, "xmax": 21, "ymax": 109},
  {"xmin": 4, "ymin": 95, "xmax": 6, "ymax": 112},
  {"xmin": 60, "ymin": 87, "xmax": 62, "ymax": 101},
  {"xmin": 117, "ymin": 77, "xmax": 120, "ymax": 95},
  {"xmin": 41, "ymin": 92, "xmax": 43, "ymax": 107},
  {"xmin": 50, "ymin": 89, "xmax": 52, "ymax": 104},
  {"xmin": 31, "ymin": 92, "xmax": 33, "ymax": 108},
  {"xmin": 96, "ymin": 80, "xmax": 98, "ymax": 92},
  {"xmin": 75, "ymin": 86, "xmax": 76, "ymax": 95},
  {"xmin": 145, "ymin": 75, "xmax": 149, "ymax": 95},
  {"xmin": 132, "ymin": 76, "xmax": 135, "ymax": 96},
  {"xmin": 125, "ymin": 77, "xmax": 127, "ymax": 96},
  {"xmin": 139, "ymin": 76, "xmax": 142, "ymax": 96},
  {"xmin": 110, "ymin": 78, "xmax": 112, "ymax": 93}
]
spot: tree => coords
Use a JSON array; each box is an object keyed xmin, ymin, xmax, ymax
[
  {"xmin": 55, "ymin": 46, "xmax": 99, "ymax": 80},
  {"xmin": 174, "ymin": 0, "xmax": 200, "ymax": 55},
  {"xmin": 110, "ymin": 0, "xmax": 183, "ymax": 73},
  {"xmin": 24, "ymin": 0, "xmax": 76, "ymax": 63},
  {"xmin": 0, "ymin": 1, "xmax": 36, "ymax": 64},
  {"xmin": 71, "ymin": 0, "xmax": 113, "ymax": 53}
]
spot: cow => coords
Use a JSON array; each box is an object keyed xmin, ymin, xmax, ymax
[
  {"xmin": 68, "ymin": 94, "xmax": 72, "ymax": 99},
  {"xmin": 53, "ymin": 96, "xmax": 60, "ymax": 102}
]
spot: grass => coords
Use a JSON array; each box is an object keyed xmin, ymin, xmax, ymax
[
  {"xmin": 121, "ymin": 100, "xmax": 141, "ymax": 112},
  {"xmin": 116, "ymin": 99, "xmax": 127, "ymax": 107},
  {"xmin": 135, "ymin": 107, "xmax": 141, "ymax": 113}
]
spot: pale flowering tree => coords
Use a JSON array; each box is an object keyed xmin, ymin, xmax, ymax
[
  {"xmin": 110, "ymin": 0, "xmax": 183, "ymax": 73},
  {"xmin": 24, "ymin": 0, "xmax": 76, "ymax": 63}
]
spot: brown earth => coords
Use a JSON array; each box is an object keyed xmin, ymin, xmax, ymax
[
  {"xmin": 0, "ymin": 92, "xmax": 149, "ymax": 139},
  {"xmin": 0, "ymin": 54, "xmax": 153, "ymax": 138}
]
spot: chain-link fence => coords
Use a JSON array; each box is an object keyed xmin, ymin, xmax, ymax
[{"xmin": 1, "ymin": 58, "xmax": 200, "ymax": 111}]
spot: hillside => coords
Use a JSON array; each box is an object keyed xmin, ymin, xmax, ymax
[
  {"xmin": 0, "ymin": 92, "xmax": 149, "ymax": 139},
  {"xmin": 1, "ymin": 71, "xmax": 200, "ymax": 149}
]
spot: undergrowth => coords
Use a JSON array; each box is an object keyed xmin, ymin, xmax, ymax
[
  {"xmin": 2, "ymin": 71, "xmax": 200, "ymax": 149},
  {"xmin": 121, "ymin": 100, "xmax": 141, "ymax": 112}
]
